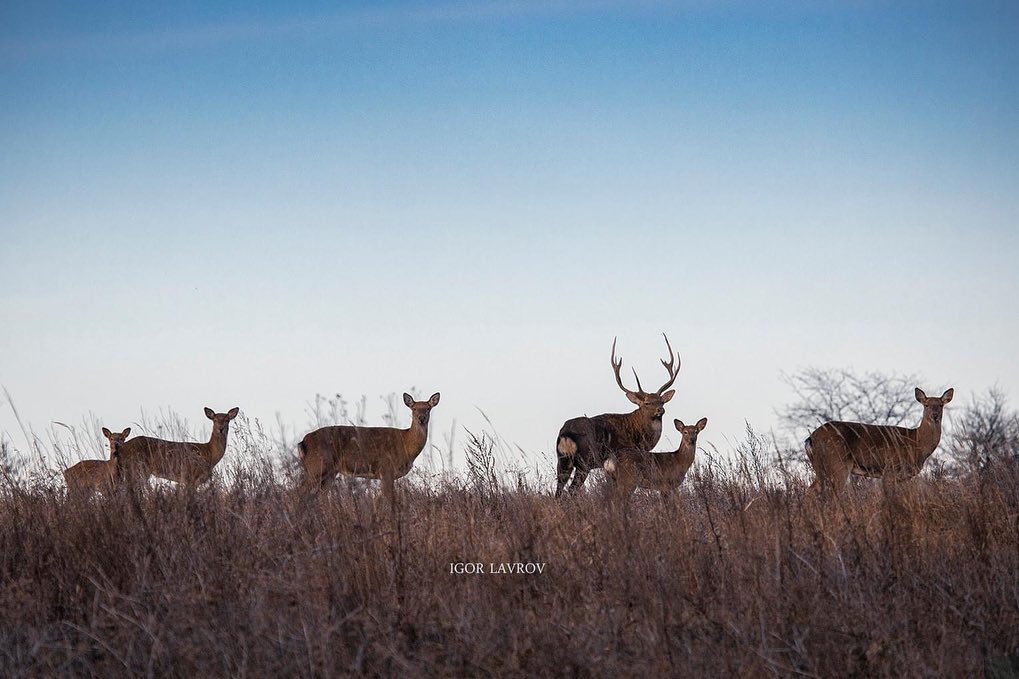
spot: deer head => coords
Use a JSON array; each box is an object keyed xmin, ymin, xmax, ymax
[
  {"xmin": 674, "ymin": 417, "xmax": 707, "ymax": 449},
  {"xmin": 204, "ymin": 406, "xmax": 240, "ymax": 436},
  {"xmin": 915, "ymin": 387, "xmax": 954, "ymax": 427},
  {"xmin": 403, "ymin": 392, "xmax": 441, "ymax": 428},
  {"xmin": 101, "ymin": 426, "xmax": 131, "ymax": 460},
  {"xmin": 611, "ymin": 334, "xmax": 680, "ymax": 420}
]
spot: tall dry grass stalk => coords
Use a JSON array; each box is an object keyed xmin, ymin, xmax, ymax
[{"xmin": 0, "ymin": 438, "xmax": 1016, "ymax": 676}]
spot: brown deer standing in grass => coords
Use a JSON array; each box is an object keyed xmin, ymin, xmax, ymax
[
  {"xmin": 555, "ymin": 335, "xmax": 680, "ymax": 497},
  {"xmin": 298, "ymin": 392, "xmax": 440, "ymax": 501},
  {"xmin": 805, "ymin": 387, "xmax": 954, "ymax": 497},
  {"xmin": 604, "ymin": 417, "xmax": 706, "ymax": 503},
  {"xmin": 117, "ymin": 407, "xmax": 239, "ymax": 486},
  {"xmin": 64, "ymin": 427, "xmax": 130, "ymax": 496}
]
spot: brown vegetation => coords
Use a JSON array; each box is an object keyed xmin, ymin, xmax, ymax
[{"xmin": 1, "ymin": 443, "xmax": 1016, "ymax": 676}]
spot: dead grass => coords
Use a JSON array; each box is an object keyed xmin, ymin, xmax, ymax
[{"xmin": 0, "ymin": 449, "xmax": 1016, "ymax": 676}]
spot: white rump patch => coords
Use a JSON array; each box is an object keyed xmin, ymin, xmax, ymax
[{"xmin": 556, "ymin": 436, "xmax": 577, "ymax": 457}]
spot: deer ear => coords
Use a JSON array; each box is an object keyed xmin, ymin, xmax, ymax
[
  {"xmin": 403, "ymin": 393, "xmax": 414, "ymax": 407},
  {"xmin": 428, "ymin": 392, "xmax": 440, "ymax": 407},
  {"xmin": 674, "ymin": 419, "xmax": 684, "ymax": 430},
  {"xmin": 696, "ymin": 417, "xmax": 708, "ymax": 431},
  {"xmin": 914, "ymin": 388, "xmax": 927, "ymax": 404},
  {"xmin": 204, "ymin": 407, "xmax": 215, "ymax": 420},
  {"xmin": 102, "ymin": 427, "xmax": 112, "ymax": 438},
  {"xmin": 941, "ymin": 388, "xmax": 954, "ymax": 403},
  {"xmin": 660, "ymin": 390, "xmax": 675, "ymax": 403},
  {"xmin": 122, "ymin": 427, "xmax": 131, "ymax": 437},
  {"xmin": 227, "ymin": 407, "xmax": 240, "ymax": 419},
  {"xmin": 625, "ymin": 391, "xmax": 642, "ymax": 406}
]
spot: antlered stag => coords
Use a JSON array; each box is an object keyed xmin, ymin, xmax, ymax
[
  {"xmin": 555, "ymin": 335, "xmax": 679, "ymax": 496},
  {"xmin": 805, "ymin": 387, "xmax": 954, "ymax": 496}
]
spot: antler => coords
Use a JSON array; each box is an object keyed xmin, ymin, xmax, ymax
[
  {"xmin": 611, "ymin": 337, "xmax": 642, "ymax": 397},
  {"xmin": 631, "ymin": 367, "xmax": 644, "ymax": 394},
  {"xmin": 655, "ymin": 333, "xmax": 680, "ymax": 395}
]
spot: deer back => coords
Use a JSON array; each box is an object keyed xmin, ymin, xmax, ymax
[
  {"xmin": 611, "ymin": 446, "xmax": 694, "ymax": 490},
  {"xmin": 591, "ymin": 410, "xmax": 664, "ymax": 453},
  {"xmin": 118, "ymin": 435, "xmax": 211, "ymax": 482},
  {"xmin": 809, "ymin": 421, "xmax": 921, "ymax": 477},
  {"xmin": 64, "ymin": 459, "xmax": 116, "ymax": 493},
  {"xmin": 301, "ymin": 424, "xmax": 418, "ymax": 478}
]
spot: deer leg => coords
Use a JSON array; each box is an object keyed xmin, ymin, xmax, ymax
[
  {"xmin": 66, "ymin": 484, "xmax": 90, "ymax": 501},
  {"xmin": 567, "ymin": 466, "xmax": 590, "ymax": 494},
  {"xmin": 616, "ymin": 487, "xmax": 633, "ymax": 520},
  {"xmin": 380, "ymin": 474, "xmax": 396, "ymax": 507},
  {"xmin": 614, "ymin": 480, "xmax": 637, "ymax": 510},
  {"xmin": 555, "ymin": 455, "xmax": 574, "ymax": 498},
  {"xmin": 881, "ymin": 473, "xmax": 917, "ymax": 512},
  {"xmin": 813, "ymin": 468, "xmax": 851, "ymax": 501},
  {"xmin": 806, "ymin": 470, "xmax": 831, "ymax": 499},
  {"xmin": 601, "ymin": 469, "xmax": 631, "ymax": 517},
  {"xmin": 601, "ymin": 476, "xmax": 615, "ymax": 504},
  {"xmin": 880, "ymin": 474, "xmax": 898, "ymax": 509},
  {"xmin": 807, "ymin": 446, "xmax": 853, "ymax": 502},
  {"xmin": 300, "ymin": 459, "xmax": 334, "ymax": 492},
  {"xmin": 318, "ymin": 470, "xmax": 338, "ymax": 492},
  {"xmin": 602, "ymin": 471, "xmax": 623, "ymax": 506},
  {"xmin": 834, "ymin": 459, "xmax": 854, "ymax": 497},
  {"xmin": 120, "ymin": 467, "xmax": 148, "ymax": 493},
  {"xmin": 805, "ymin": 478, "xmax": 822, "ymax": 504}
]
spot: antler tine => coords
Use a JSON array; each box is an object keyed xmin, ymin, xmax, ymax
[
  {"xmin": 656, "ymin": 333, "xmax": 681, "ymax": 394},
  {"xmin": 610, "ymin": 337, "xmax": 640, "ymax": 397},
  {"xmin": 631, "ymin": 367, "xmax": 645, "ymax": 394}
]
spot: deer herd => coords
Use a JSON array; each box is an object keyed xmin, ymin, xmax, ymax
[{"xmin": 63, "ymin": 335, "xmax": 955, "ymax": 506}]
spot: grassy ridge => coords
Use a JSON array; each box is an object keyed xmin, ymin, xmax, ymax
[{"xmin": 0, "ymin": 454, "xmax": 1017, "ymax": 677}]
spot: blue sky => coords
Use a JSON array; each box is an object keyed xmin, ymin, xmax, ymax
[{"xmin": 2, "ymin": 1, "xmax": 1017, "ymax": 469}]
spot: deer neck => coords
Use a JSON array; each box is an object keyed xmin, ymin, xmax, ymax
[
  {"xmin": 205, "ymin": 425, "xmax": 230, "ymax": 464},
  {"xmin": 625, "ymin": 407, "xmax": 663, "ymax": 450},
  {"xmin": 403, "ymin": 420, "xmax": 428, "ymax": 458},
  {"xmin": 913, "ymin": 412, "xmax": 942, "ymax": 463},
  {"xmin": 673, "ymin": 436, "xmax": 696, "ymax": 467}
]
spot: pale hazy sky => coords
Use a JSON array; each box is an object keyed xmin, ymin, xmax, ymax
[{"xmin": 2, "ymin": 1, "xmax": 1017, "ymax": 470}]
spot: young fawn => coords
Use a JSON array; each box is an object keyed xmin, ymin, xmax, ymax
[
  {"xmin": 64, "ymin": 427, "xmax": 130, "ymax": 496},
  {"xmin": 298, "ymin": 392, "xmax": 440, "ymax": 502},
  {"xmin": 604, "ymin": 417, "xmax": 707, "ymax": 502},
  {"xmin": 117, "ymin": 407, "xmax": 239, "ymax": 486}
]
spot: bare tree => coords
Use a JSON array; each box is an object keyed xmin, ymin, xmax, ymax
[
  {"xmin": 775, "ymin": 367, "xmax": 922, "ymax": 468},
  {"xmin": 778, "ymin": 367, "xmax": 923, "ymax": 439},
  {"xmin": 945, "ymin": 387, "xmax": 1019, "ymax": 473}
]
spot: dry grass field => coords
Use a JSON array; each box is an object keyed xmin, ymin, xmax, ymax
[{"xmin": 0, "ymin": 430, "xmax": 1017, "ymax": 678}]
